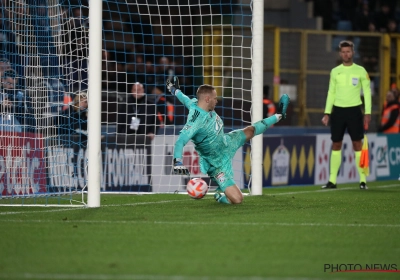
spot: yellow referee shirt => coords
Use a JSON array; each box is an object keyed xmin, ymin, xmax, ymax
[{"xmin": 324, "ymin": 63, "xmax": 372, "ymax": 114}]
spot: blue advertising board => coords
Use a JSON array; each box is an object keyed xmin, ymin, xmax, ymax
[{"xmin": 244, "ymin": 135, "xmax": 316, "ymax": 187}]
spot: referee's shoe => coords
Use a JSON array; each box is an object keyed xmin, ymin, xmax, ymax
[{"xmin": 321, "ymin": 181, "xmax": 337, "ymax": 189}]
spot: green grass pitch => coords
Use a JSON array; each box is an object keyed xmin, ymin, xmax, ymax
[{"xmin": 0, "ymin": 180, "xmax": 399, "ymax": 280}]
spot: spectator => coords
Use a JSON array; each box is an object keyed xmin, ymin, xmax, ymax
[
  {"xmin": 117, "ymin": 82, "xmax": 157, "ymax": 140},
  {"xmin": 57, "ymin": 90, "xmax": 88, "ymax": 146},
  {"xmin": 56, "ymin": 90, "xmax": 88, "ymax": 185},
  {"xmin": 126, "ymin": 53, "xmax": 152, "ymax": 92},
  {"xmin": 378, "ymin": 0, "xmax": 396, "ymax": 16},
  {"xmin": 152, "ymin": 85, "xmax": 174, "ymax": 127},
  {"xmin": 387, "ymin": 19, "xmax": 399, "ymax": 34},
  {"xmin": 0, "ymin": 57, "xmax": 11, "ymax": 77},
  {"xmin": 387, "ymin": 18, "xmax": 399, "ymax": 77},
  {"xmin": 172, "ymin": 56, "xmax": 192, "ymax": 94},
  {"xmin": 0, "ymin": 69, "xmax": 36, "ymax": 133},
  {"xmin": 354, "ymin": 1, "xmax": 374, "ymax": 31},
  {"xmin": 130, "ymin": 54, "xmax": 146, "ymax": 86},
  {"xmin": 374, "ymin": 3, "xmax": 393, "ymax": 32},
  {"xmin": 155, "ymin": 56, "xmax": 174, "ymax": 87},
  {"xmin": 358, "ymin": 22, "xmax": 380, "ymax": 73},
  {"xmin": 378, "ymin": 90, "xmax": 400, "ymax": 133},
  {"xmin": 0, "ymin": 87, "xmax": 22, "ymax": 133},
  {"xmin": 263, "ymin": 85, "xmax": 276, "ymax": 119}
]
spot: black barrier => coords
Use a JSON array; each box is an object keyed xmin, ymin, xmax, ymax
[{"xmin": 47, "ymin": 134, "xmax": 152, "ymax": 192}]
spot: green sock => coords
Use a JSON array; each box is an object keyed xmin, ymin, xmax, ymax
[
  {"xmin": 216, "ymin": 193, "xmax": 231, "ymax": 204},
  {"xmin": 329, "ymin": 150, "xmax": 342, "ymax": 184},
  {"xmin": 355, "ymin": 151, "xmax": 366, "ymax": 183},
  {"xmin": 253, "ymin": 115, "xmax": 279, "ymax": 135}
]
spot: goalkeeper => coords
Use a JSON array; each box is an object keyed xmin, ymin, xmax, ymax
[{"xmin": 166, "ymin": 77, "xmax": 290, "ymax": 205}]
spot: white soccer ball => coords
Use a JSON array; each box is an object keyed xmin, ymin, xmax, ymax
[{"xmin": 186, "ymin": 178, "xmax": 209, "ymax": 199}]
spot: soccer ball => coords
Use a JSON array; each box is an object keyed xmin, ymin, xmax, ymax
[{"xmin": 186, "ymin": 178, "xmax": 209, "ymax": 199}]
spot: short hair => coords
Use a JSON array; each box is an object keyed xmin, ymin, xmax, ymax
[
  {"xmin": 2, "ymin": 69, "xmax": 17, "ymax": 79},
  {"xmin": 129, "ymin": 82, "xmax": 144, "ymax": 91},
  {"xmin": 339, "ymin": 40, "xmax": 354, "ymax": 51},
  {"xmin": 196, "ymin": 84, "xmax": 215, "ymax": 99},
  {"xmin": 73, "ymin": 91, "xmax": 88, "ymax": 111}
]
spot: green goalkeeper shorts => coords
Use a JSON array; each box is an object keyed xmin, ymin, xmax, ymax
[{"xmin": 207, "ymin": 129, "xmax": 247, "ymax": 192}]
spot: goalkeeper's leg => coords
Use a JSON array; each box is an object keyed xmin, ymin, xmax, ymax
[
  {"xmin": 214, "ymin": 185, "xmax": 243, "ymax": 204},
  {"xmin": 211, "ymin": 167, "xmax": 243, "ymax": 204},
  {"xmin": 214, "ymin": 184, "xmax": 243, "ymax": 205},
  {"xmin": 244, "ymin": 94, "xmax": 290, "ymax": 140}
]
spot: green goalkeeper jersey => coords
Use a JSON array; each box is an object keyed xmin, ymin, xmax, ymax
[
  {"xmin": 173, "ymin": 90, "xmax": 226, "ymax": 174},
  {"xmin": 324, "ymin": 63, "xmax": 372, "ymax": 114}
]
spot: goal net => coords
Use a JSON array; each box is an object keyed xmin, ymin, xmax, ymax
[{"xmin": 0, "ymin": 0, "xmax": 261, "ymax": 205}]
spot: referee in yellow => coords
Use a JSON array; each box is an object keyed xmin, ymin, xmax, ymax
[{"xmin": 321, "ymin": 40, "xmax": 372, "ymax": 190}]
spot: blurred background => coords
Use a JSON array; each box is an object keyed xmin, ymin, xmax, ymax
[{"xmin": 1, "ymin": 0, "xmax": 399, "ymax": 133}]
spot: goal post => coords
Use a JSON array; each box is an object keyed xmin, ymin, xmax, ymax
[
  {"xmin": 0, "ymin": 0, "xmax": 264, "ymax": 206},
  {"xmin": 251, "ymin": 0, "xmax": 264, "ymax": 195},
  {"xmin": 87, "ymin": 0, "xmax": 102, "ymax": 208},
  {"xmin": 0, "ymin": 0, "xmax": 95, "ymax": 206}
]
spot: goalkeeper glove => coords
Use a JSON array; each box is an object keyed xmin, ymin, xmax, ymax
[
  {"xmin": 173, "ymin": 158, "xmax": 190, "ymax": 175},
  {"xmin": 166, "ymin": 76, "xmax": 180, "ymax": 95}
]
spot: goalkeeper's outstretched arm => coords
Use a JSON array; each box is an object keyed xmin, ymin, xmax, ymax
[
  {"xmin": 172, "ymin": 133, "xmax": 191, "ymax": 175},
  {"xmin": 166, "ymin": 76, "xmax": 192, "ymax": 109},
  {"xmin": 171, "ymin": 112, "xmax": 199, "ymax": 176},
  {"xmin": 166, "ymin": 76, "xmax": 198, "ymax": 175},
  {"xmin": 173, "ymin": 133, "xmax": 190, "ymax": 161}
]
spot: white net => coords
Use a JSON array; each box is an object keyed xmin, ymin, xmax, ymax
[
  {"xmin": 0, "ymin": 0, "xmax": 255, "ymax": 203},
  {"xmin": 0, "ymin": 0, "xmax": 88, "ymax": 204},
  {"xmin": 101, "ymin": 1, "xmax": 253, "ymax": 193}
]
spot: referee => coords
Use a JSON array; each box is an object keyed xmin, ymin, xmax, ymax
[{"xmin": 321, "ymin": 40, "xmax": 372, "ymax": 190}]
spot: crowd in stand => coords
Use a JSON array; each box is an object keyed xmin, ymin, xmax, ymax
[
  {"xmin": 0, "ymin": 1, "xmax": 190, "ymax": 140},
  {"xmin": 61, "ymin": 4, "xmax": 192, "ymax": 135},
  {"xmin": 0, "ymin": 0, "xmax": 398, "ymax": 138},
  {"xmin": 309, "ymin": 0, "xmax": 400, "ymax": 32},
  {"xmin": 0, "ymin": 59, "xmax": 36, "ymax": 133}
]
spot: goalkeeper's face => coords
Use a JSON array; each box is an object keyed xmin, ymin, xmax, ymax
[{"xmin": 207, "ymin": 90, "xmax": 218, "ymax": 111}]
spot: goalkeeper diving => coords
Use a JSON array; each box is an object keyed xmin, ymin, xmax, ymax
[{"xmin": 166, "ymin": 77, "xmax": 290, "ymax": 204}]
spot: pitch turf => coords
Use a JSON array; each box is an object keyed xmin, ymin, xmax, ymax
[{"xmin": 0, "ymin": 180, "xmax": 399, "ymax": 280}]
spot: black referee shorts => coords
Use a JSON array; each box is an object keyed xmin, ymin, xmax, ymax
[{"xmin": 330, "ymin": 105, "xmax": 364, "ymax": 142}]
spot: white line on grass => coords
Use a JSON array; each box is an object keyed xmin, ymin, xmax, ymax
[
  {"xmin": 267, "ymin": 183, "xmax": 399, "ymax": 196},
  {"xmin": 0, "ymin": 207, "xmax": 82, "ymax": 216},
  {"xmin": 0, "ymin": 200, "xmax": 184, "ymax": 215},
  {"xmin": 2, "ymin": 218, "xmax": 399, "ymax": 228},
  {"xmin": 0, "ymin": 183, "xmax": 398, "ymax": 216},
  {"xmin": 103, "ymin": 199, "xmax": 185, "ymax": 207},
  {"xmin": 0, "ymin": 273, "xmax": 342, "ymax": 280}
]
